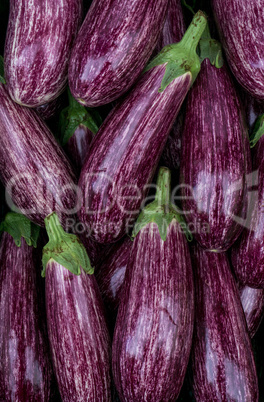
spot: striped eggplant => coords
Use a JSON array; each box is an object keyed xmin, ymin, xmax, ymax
[
  {"xmin": 60, "ymin": 89, "xmax": 100, "ymax": 173},
  {"xmin": 212, "ymin": 0, "xmax": 264, "ymax": 100},
  {"xmin": 0, "ymin": 83, "xmax": 77, "ymax": 227},
  {"xmin": 35, "ymin": 96, "xmax": 63, "ymax": 121},
  {"xmin": 95, "ymin": 237, "xmax": 132, "ymax": 317},
  {"xmin": 190, "ymin": 245, "xmax": 258, "ymax": 401},
  {"xmin": 4, "ymin": 0, "xmax": 82, "ymax": 107},
  {"xmin": 68, "ymin": 0, "xmax": 168, "ymax": 108},
  {"xmin": 78, "ymin": 12, "xmax": 207, "ymax": 243},
  {"xmin": 238, "ymin": 283, "xmax": 264, "ymax": 338},
  {"xmin": 0, "ymin": 224, "xmax": 53, "ymax": 401},
  {"xmin": 112, "ymin": 167, "xmax": 194, "ymax": 401},
  {"xmin": 231, "ymin": 136, "xmax": 264, "ymax": 288},
  {"xmin": 42, "ymin": 213, "xmax": 111, "ymax": 401},
  {"xmin": 180, "ymin": 30, "xmax": 250, "ymax": 251},
  {"xmin": 156, "ymin": 0, "xmax": 186, "ymax": 170}
]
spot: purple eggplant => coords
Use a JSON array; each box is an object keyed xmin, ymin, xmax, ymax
[
  {"xmin": 0, "ymin": 83, "xmax": 77, "ymax": 227},
  {"xmin": 231, "ymin": 136, "xmax": 264, "ymax": 288},
  {"xmin": 0, "ymin": 220, "xmax": 53, "ymax": 401},
  {"xmin": 212, "ymin": 0, "xmax": 264, "ymax": 100},
  {"xmin": 66, "ymin": 126, "xmax": 94, "ymax": 172},
  {"xmin": 42, "ymin": 213, "xmax": 111, "ymax": 401},
  {"xmin": 35, "ymin": 96, "xmax": 63, "ymax": 121},
  {"xmin": 190, "ymin": 245, "xmax": 258, "ymax": 401},
  {"xmin": 156, "ymin": 0, "xmax": 186, "ymax": 170},
  {"xmin": 239, "ymin": 283, "xmax": 264, "ymax": 338},
  {"xmin": 95, "ymin": 237, "xmax": 132, "ymax": 315},
  {"xmin": 60, "ymin": 89, "xmax": 100, "ymax": 173},
  {"xmin": 78, "ymin": 12, "xmax": 207, "ymax": 243},
  {"xmin": 68, "ymin": 0, "xmax": 168, "ymax": 108},
  {"xmin": 180, "ymin": 30, "xmax": 250, "ymax": 251},
  {"xmin": 4, "ymin": 0, "xmax": 82, "ymax": 107},
  {"xmin": 112, "ymin": 167, "xmax": 194, "ymax": 401}
]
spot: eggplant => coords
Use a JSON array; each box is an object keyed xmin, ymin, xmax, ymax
[
  {"xmin": 0, "ymin": 83, "xmax": 77, "ymax": 227},
  {"xmin": 231, "ymin": 135, "xmax": 264, "ymax": 288},
  {"xmin": 35, "ymin": 96, "xmax": 63, "ymax": 121},
  {"xmin": 190, "ymin": 244, "xmax": 258, "ymax": 401},
  {"xmin": 0, "ymin": 218, "xmax": 53, "ymax": 401},
  {"xmin": 156, "ymin": 0, "xmax": 186, "ymax": 170},
  {"xmin": 95, "ymin": 237, "xmax": 132, "ymax": 316},
  {"xmin": 212, "ymin": 0, "xmax": 264, "ymax": 100},
  {"xmin": 4, "ymin": 0, "xmax": 82, "ymax": 107},
  {"xmin": 42, "ymin": 213, "xmax": 111, "ymax": 401},
  {"xmin": 60, "ymin": 89, "xmax": 100, "ymax": 173},
  {"xmin": 68, "ymin": 0, "xmax": 168, "ymax": 107},
  {"xmin": 78, "ymin": 12, "xmax": 207, "ymax": 243},
  {"xmin": 112, "ymin": 167, "xmax": 194, "ymax": 401},
  {"xmin": 180, "ymin": 29, "xmax": 250, "ymax": 251},
  {"xmin": 238, "ymin": 283, "xmax": 264, "ymax": 338}
]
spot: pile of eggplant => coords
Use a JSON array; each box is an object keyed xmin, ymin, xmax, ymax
[{"xmin": 0, "ymin": 0, "xmax": 264, "ymax": 400}]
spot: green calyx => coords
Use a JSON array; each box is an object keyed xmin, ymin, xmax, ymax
[
  {"xmin": 41, "ymin": 212, "xmax": 94, "ymax": 277},
  {"xmin": 0, "ymin": 212, "xmax": 40, "ymax": 247},
  {"xmin": 132, "ymin": 167, "xmax": 193, "ymax": 242},
  {"xmin": 59, "ymin": 88, "xmax": 101, "ymax": 146},
  {"xmin": 144, "ymin": 10, "xmax": 207, "ymax": 92},
  {"xmin": 0, "ymin": 55, "xmax": 6, "ymax": 84},
  {"xmin": 250, "ymin": 114, "xmax": 264, "ymax": 148},
  {"xmin": 198, "ymin": 23, "xmax": 224, "ymax": 68}
]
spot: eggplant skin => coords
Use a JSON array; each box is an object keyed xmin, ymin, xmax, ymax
[
  {"xmin": 0, "ymin": 83, "xmax": 77, "ymax": 227},
  {"xmin": 156, "ymin": 0, "xmax": 186, "ymax": 171},
  {"xmin": 180, "ymin": 59, "xmax": 249, "ymax": 251},
  {"xmin": 66, "ymin": 125, "xmax": 95, "ymax": 173},
  {"xmin": 68, "ymin": 0, "xmax": 168, "ymax": 107},
  {"xmin": 231, "ymin": 135, "xmax": 264, "ymax": 288},
  {"xmin": 45, "ymin": 261, "xmax": 111, "ymax": 402},
  {"xmin": 0, "ymin": 233, "xmax": 53, "ymax": 402},
  {"xmin": 35, "ymin": 96, "xmax": 63, "ymax": 121},
  {"xmin": 95, "ymin": 237, "xmax": 132, "ymax": 315},
  {"xmin": 238, "ymin": 283, "xmax": 264, "ymax": 338},
  {"xmin": 112, "ymin": 221, "xmax": 194, "ymax": 401},
  {"xmin": 190, "ymin": 245, "xmax": 258, "ymax": 402},
  {"xmin": 78, "ymin": 66, "xmax": 192, "ymax": 243},
  {"xmin": 4, "ymin": 0, "xmax": 82, "ymax": 107},
  {"xmin": 212, "ymin": 0, "xmax": 264, "ymax": 100}
]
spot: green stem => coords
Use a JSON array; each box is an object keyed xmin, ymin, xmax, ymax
[
  {"xmin": 180, "ymin": 11, "xmax": 207, "ymax": 56},
  {"xmin": 45, "ymin": 212, "xmax": 65, "ymax": 244},
  {"xmin": 68, "ymin": 87, "xmax": 79, "ymax": 109},
  {"xmin": 250, "ymin": 114, "xmax": 264, "ymax": 148},
  {"xmin": 42, "ymin": 212, "xmax": 94, "ymax": 277},
  {"xmin": 132, "ymin": 167, "xmax": 193, "ymax": 242},
  {"xmin": 0, "ymin": 212, "xmax": 40, "ymax": 247},
  {"xmin": 155, "ymin": 167, "xmax": 171, "ymax": 209}
]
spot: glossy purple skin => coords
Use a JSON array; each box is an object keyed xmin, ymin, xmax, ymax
[
  {"xmin": 35, "ymin": 96, "xmax": 62, "ymax": 121},
  {"xmin": 180, "ymin": 59, "xmax": 250, "ymax": 251},
  {"xmin": 0, "ymin": 84, "xmax": 77, "ymax": 227},
  {"xmin": 190, "ymin": 245, "xmax": 258, "ymax": 401},
  {"xmin": 155, "ymin": 0, "xmax": 186, "ymax": 170},
  {"xmin": 78, "ymin": 65, "xmax": 192, "ymax": 243},
  {"xmin": 241, "ymin": 91, "xmax": 264, "ymax": 132},
  {"xmin": 45, "ymin": 262, "xmax": 111, "ymax": 401},
  {"xmin": 4, "ymin": 0, "xmax": 82, "ymax": 107},
  {"xmin": 112, "ymin": 221, "xmax": 194, "ymax": 401},
  {"xmin": 68, "ymin": 0, "xmax": 168, "ymax": 107},
  {"xmin": 212, "ymin": 0, "xmax": 264, "ymax": 100},
  {"xmin": 231, "ymin": 136, "xmax": 264, "ymax": 288},
  {"xmin": 66, "ymin": 124, "xmax": 94, "ymax": 173},
  {"xmin": 238, "ymin": 283, "xmax": 264, "ymax": 338},
  {"xmin": 95, "ymin": 237, "xmax": 132, "ymax": 315},
  {"xmin": 0, "ymin": 233, "xmax": 53, "ymax": 401}
]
